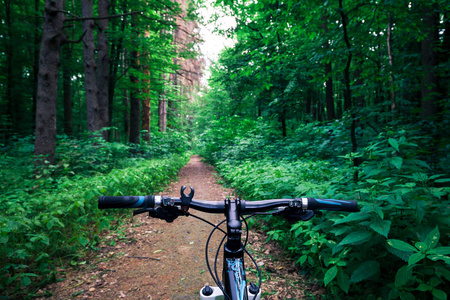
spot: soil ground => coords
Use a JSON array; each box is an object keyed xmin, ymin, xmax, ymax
[{"xmin": 37, "ymin": 155, "xmax": 325, "ymax": 299}]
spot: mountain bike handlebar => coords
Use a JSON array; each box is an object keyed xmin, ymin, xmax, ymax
[{"xmin": 98, "ymin": 195, "xmax": 358, "ymax": 213}]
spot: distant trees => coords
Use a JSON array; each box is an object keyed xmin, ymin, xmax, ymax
[{"xmin": 0, "ymin": 0, "xmax": 202, "ymax": 164}]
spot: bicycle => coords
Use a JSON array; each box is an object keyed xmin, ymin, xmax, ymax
[{"xmin": 98, "ymin": 186, "xmax": 358, "ymax": 300}]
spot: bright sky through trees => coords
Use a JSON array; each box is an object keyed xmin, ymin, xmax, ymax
[{"xmin": 197, "ymin": 0, "xmax": 236, "ymax": 84}]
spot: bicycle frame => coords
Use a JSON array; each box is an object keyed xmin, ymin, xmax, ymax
[{"xmin": 200, "ymin": 199, "xmax": 261, "ymax": 300}]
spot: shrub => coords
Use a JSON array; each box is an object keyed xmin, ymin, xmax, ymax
[
  {"xmin": 0, "ymin": 133, "xmax": 190, "ymax": 298},
  {"xmin": 198, "ymin": 123, "xmax": 450, "ymax": 299}
]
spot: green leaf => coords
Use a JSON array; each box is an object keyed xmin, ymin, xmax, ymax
[
  {"xmin": 388, "ymin": 138, "xmax": 400, "ymax": 152},
  {"xmin": 324, "ymin": 265, "xmax": 338, "ymax": 286},
  {"xmin": 414, "ymin": 242, "xmax": 428, "ymax": 253},
  {"xmin": 415, "ymin": 284, "xmax": 432, "ymax": 292},
  {"xmin": 370, "ymin": 220, "xmax": 391, "ymax": 238},
  {"xmin": 387, "ymin": 239, "xmax": 418, "ymax": 253},
  {"xmin": 428, "ymin": 247, "xmax": 450, "ymax": 255},
  {"xmin": 338, "ymin": 231, "xmax": 372, "ymax": 247},
  {"xmin": 20, "ymin": 276, "xmax": 31, "ymax": 286},
  {"xmin": 425, "ymin": 226, "xmax": 440, "ymax": 249},
  {"xmin": 337, "ymin": 269, "xmax": 350, "ymax": 294},
  {"xmin": 435, "ymin": 178, "xmax": 450, "ymax": 183},
  {"xmin": 427, "ymin": 255, "xmax": 450, "ymax": 264},
  {"xmin": 334, "ymin": 212, "xmax": 370, "ymax": 225},
  {"xmin": 395, "ymin": 265, "xmax": 413, "ymax": 287},
  {"xmin": 408, "ymin": 252, "xmax": 425, "ymax": 266},
  {"xmin": 297, "ymin": 255, "xmax": 307, "ymax": 265},
  {"xmin": 350, "ymin": 261, "xmax": 380, "ymax": 283},
  {"xmin": 374, "ymin": 207, "xmax": 384, "ymax": 220},
  {"xmin": 308, "ymin": 256, "xmax": 314, "ymax": 266},
  {"xmin": 78, "ymin": 236, "xmax": 88, "ymax": 247},
  {"xmin": 46, "ymin": 219, "xmax": 55, "ymax": 230},
  {"xmin": 390, "ymin": 157, "xmax": 403, "ymax": 169},
  {"xmin": 437, "ymin": 266, "xmax": 450, "ymax": 281},
  {"xmin": 399, "ymin": 291, "xmax": 416, "ymax": 300},
  {"xmin": 432, "ymin": 289, "xmax": 447, "ymax": 300}
]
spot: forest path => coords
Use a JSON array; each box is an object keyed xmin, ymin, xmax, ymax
[{"xmin": 39, "ymin": 155, "xmax": 323, "ymax": 299}]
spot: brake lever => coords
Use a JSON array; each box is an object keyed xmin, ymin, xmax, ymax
[
  {"xmin": 133, "ymin": 196, "xmax": 184, "ymax": 222},
  {"xmin": 274, "ymin": 208, "xmax": 320, "ymax": 222}
]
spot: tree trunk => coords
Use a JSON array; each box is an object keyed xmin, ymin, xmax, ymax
[
  {"xmin": 420, "ymin": 5, "xmax": 440, "ymax": 120},
  {"xmin": 5, "ymin": 0, "xmax": 15, "ymax": 137},
  {"xmin": 339, "ymin": 0, "xmax": 359, "ymax": 181},
  {"xmin": 34, "ymin": 0, "xmax": 65, "ymax": 165},
  {"xmin": 387, "ymin": 12, "xmax": 396, "ymax": 114},
  {"xmin": 322, "ymin": 10, "xmax": 335, "ymax": 121},
  {"xmin": 339, "ymin": 0, "xmax": 352, "ymax": 113},
  {"xmin": 31, "ymin": 0, "xmax": 41, "ymax": 134},
  {"xmin": 62, "ymin": 0, "xmax": 74, "ymax": 136},
  {"xmin": 158, "ymin": 94, "xmax": 167, "ymax": 132},
  {"xmin": 142, "ymin": 31, "xmax": 151, "ymax": 142},
  {"xmin": 97, "ymin": 0, "xmax": 110, "ymax": 140},
  {"xmin": 63, "ymin": 52, "xmax": 73, "ymax": 136},
  {"xmin": 129, "ymin": 49, "xmax": 141, "ymax": 144},
  {"xmin": 123, "ymin": 90, "xmax": 130, "ymax": 141},
  {"xmin": 141, "ymin": 73, "xmax": 151, "ymax": 141},
  {"xmin": 108, "ymin": 0, "xmax": 127, "ymax": 141},
  {"xmin": 81, "ymin": 0, "xmax": 99, "ymax": 133}
]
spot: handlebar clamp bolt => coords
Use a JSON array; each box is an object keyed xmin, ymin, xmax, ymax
[{"xmin": 201, "ymin": 285, "xmax": 213, "ymax": 296}]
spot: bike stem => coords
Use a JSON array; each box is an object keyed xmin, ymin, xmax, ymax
[
  {"xmin": 224, "ymin": 198, "xmax": 243, "ymax": 255},
  {"xmin": 222, "ymin": 199, "xmax": 247, "ymax": 298}
]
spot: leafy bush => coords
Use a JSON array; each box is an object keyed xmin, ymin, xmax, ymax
[
  {"xmin": 198, "ymin": 122, "xmax": 450, "ymax": 299},
  {"xmin": 197, "ymin": 117, "xmax": 351, "ymax": 164},
  {"xmin": 0, "ymin": 133, "xmax": 190, "ymax": 298}
]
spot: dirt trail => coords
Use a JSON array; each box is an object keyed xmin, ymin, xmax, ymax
[{"xmin": 40, "ymin": 155, "xmax": 324, "ymax": 299}]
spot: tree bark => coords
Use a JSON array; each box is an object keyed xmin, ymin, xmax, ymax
[
  {"xmin": 158, "ymin": 93, "xmax": 167, "ymax": 132},
  {"xmin": 108, "ymin": 0, "xmax": 127, "ymax": 141},
  {"xmin": 34, "ymin": 0, "xmax": 65, "ymax": 165},
  {"xmin": 97, "ymin": 0, "xmax": 110, "ymax": 140},
  {"xmin": 123, "ymin": 90, "xmax": 130, "ymax": 141},
  {"xmin": 63, "ymin": 0, "xmax": 74, "ymax": 136},
  {"xmin": 142, "ymin": 31, "xmax": 151, "ymax": 142},
  {"xmin": 129, "ymin": 49, "xmax": 141, "ymax": 144},
  {"xmin": 63, "ymin": 52, "xmax": 73, "ymax": 136},
  {"xmin": 31, "ymin": 0, "xmax": 41, "ymax": 134},
  {"xmin": 81, "ymin": 0, "xmax": 100, "ymax": 133},
  {"xmin": 339, "ymin": 0, "xmax": 359, "ymax": 182}
]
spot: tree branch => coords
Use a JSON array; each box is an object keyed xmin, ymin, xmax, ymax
[
  {"xmin": 63, "ymin": 10, "xmax": 144, "ymax": 22},
  {"xmin": 61, "ymin": 30, "xmax": 86, "ymax": 44}
]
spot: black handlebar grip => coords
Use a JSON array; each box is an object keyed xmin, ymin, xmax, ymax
[
  {"xmin": 98, "ymin": 195, "xmax": 155, "ymax": 209},
  {"xmin": 306, "ymin": 198, "xmax": 358, "ymax": 212}
]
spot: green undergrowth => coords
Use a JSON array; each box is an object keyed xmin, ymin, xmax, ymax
[
  {"xmin": 197, "ymin": 118, "xmax": 450, "ymax": 299},
  {"xmin": 0, "ymin": 132, "xmax": 191, "ymax": 299}
]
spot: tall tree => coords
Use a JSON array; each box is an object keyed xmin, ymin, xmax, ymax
[
  {"xmin": 420, "ymin": 4, "xmax": 440, "ymax": 120},
  {"xmin": 34, "ymin": 0, "xmax": 65, "ymax": 164},
  {"xmin": 142, "ymin": 30, "xmax": 151, "ymax": 142},
  {"xmin": 97, "ymin": 0, "xmax": 110, "ymax": 140},
  {"xmin": 322, "ymin": 9, "xmax": 335, "ymax": 121},
  {"xmin": 81, "ymin": 0, "xmax": 100, "ymax": 133},
  {"xmin": 62, "ymin": 0, "xmax": 75, "ymax": 136},
  {"xmin": 129, "ymin": 16, "xmax": 141, "ymax": 144}
]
